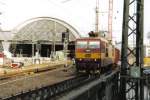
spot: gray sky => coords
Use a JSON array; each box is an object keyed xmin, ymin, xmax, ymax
[{"xmin": 0, "ymin": 0, "xmax": 149, "ymax": 42}]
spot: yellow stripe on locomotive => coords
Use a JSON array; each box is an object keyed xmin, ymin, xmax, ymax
[{"xmin": 75, "ymin": 53, "xmax": 101, "ymax": 59}]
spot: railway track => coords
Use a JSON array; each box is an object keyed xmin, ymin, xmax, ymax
[
  {"xmin": 4, "ymin": 74, "xmax": 94, "ymax": 100},
  {"xmin": 0, "ymin": 64, "xmax": 76, "ymax": 99},
  {"xmin": 0, "ymin": 62, "xmax": 119, "ymax": 100},
  {"xmin": 3, "ymin": 68, "xmax": 118, "ymax": 100},
  {"xmin": 0, "ymin": 60, "xmax": 71, "ymax": 80}
]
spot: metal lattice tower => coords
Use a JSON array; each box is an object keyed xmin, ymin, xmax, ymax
[
  {"xmin": 108, "ymin": 0, "xmax": 113, "ymax": 41},
  {"xmin": 120, "ymin": 0, "xmax": 144, "ymax": 100},
  {"xmin": 95, "ymin": 0, "xmax": 99, "ymax": 34}
]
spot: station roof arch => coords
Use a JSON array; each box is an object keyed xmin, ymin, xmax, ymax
[{"xmin": 12, "ymin": 17, "xmax": 81, "ymax": 43}]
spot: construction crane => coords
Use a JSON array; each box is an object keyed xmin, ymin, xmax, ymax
[
  {"xmin": 95, "ymin": 0, "xmax": 99, "ymax": 35},
  {"xmin": 108, "ymin": 0, "xmax": 113, "ymax": 41},
  {"xmin": 61, "ymin": 0, "xmax": 113, "ymax": 39},
  {"xmin": 95, "ymin": 0, "xmax": 113, "ymax": 40}
]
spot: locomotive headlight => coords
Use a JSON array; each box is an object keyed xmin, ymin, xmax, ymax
[{"xmin": 86, "ymin": 49, "xmax": 91, "ymax": 52}]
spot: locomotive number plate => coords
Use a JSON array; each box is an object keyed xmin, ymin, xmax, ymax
[{"xmin": 85, "ymin": 54, "xmax": 91, "ymax": 57}]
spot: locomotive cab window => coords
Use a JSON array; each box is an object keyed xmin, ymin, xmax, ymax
[
  {"xmin": 76, "ymin": 41, "xmax": 87, "ymax": 48},
  {"xmin": 89, "ymin": 41, "xmax": 100, "ymax": 48}
]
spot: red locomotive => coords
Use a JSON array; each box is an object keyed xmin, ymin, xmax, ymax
[{"xmin": 75, "ymin": 37, "xmax": 120, "ymax": 73}]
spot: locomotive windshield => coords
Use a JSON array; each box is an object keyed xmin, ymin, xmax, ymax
[
  {"xmin": 76, "ymin": 41, "xmax": 87, "ymax": 48},
  {"xmin": 89, "ymin": 41, "xmax": 100, "ymax": 48}
]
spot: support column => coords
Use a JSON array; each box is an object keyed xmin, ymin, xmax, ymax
[
  {"xmin": 120, "ymin": 0, "xmax": 129, "ymax": 99},
  {"xmin": 32, "ymin": 42, "xmax": 34, "ymax": 57},
  {"xmin": 51, "ymin": 21, "xmax": 56, "ymax": 60},
  {"xmin": 120, "ymin": 0, "xmax": 144, "ymax": 100}
]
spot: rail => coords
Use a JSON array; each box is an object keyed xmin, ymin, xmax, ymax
[
  {"xmin": 4, "ymin": 74, "xmax": 90, "ymax": 100},
  {"xmin": 3, "ymin": 68, "xmax": 120, "ymax": 100},
  {"xmin": 56, "ymin": 68, "xmax": 119, "ymax": 100}
]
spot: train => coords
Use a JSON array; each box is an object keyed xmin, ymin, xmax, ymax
[{"xmin": 75, "ymin": 36, "xmax": 120, "ymax": 73}]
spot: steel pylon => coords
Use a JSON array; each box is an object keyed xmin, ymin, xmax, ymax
[{"xmin": 120, "ymin": 0, "xmax": 144, "ymax": 100}]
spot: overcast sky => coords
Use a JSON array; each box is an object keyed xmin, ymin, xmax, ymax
[{"xmin": 0, "ymin": 0, "xmax": 149, "ymax": 42}]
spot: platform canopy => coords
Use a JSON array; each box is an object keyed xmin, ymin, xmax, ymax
[{"xmin": 11, "ymin": 17, "xmax": 81, "ymax": 43}]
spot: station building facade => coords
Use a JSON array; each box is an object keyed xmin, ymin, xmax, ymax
[{"xmin": 0, "ymin": 17, "xmax": 81, "ymax": 58}]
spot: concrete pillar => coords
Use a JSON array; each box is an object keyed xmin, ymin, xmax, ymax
[{"xmin": 2, "ymin": 41, "xmax": 10, "ymax": 52}]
